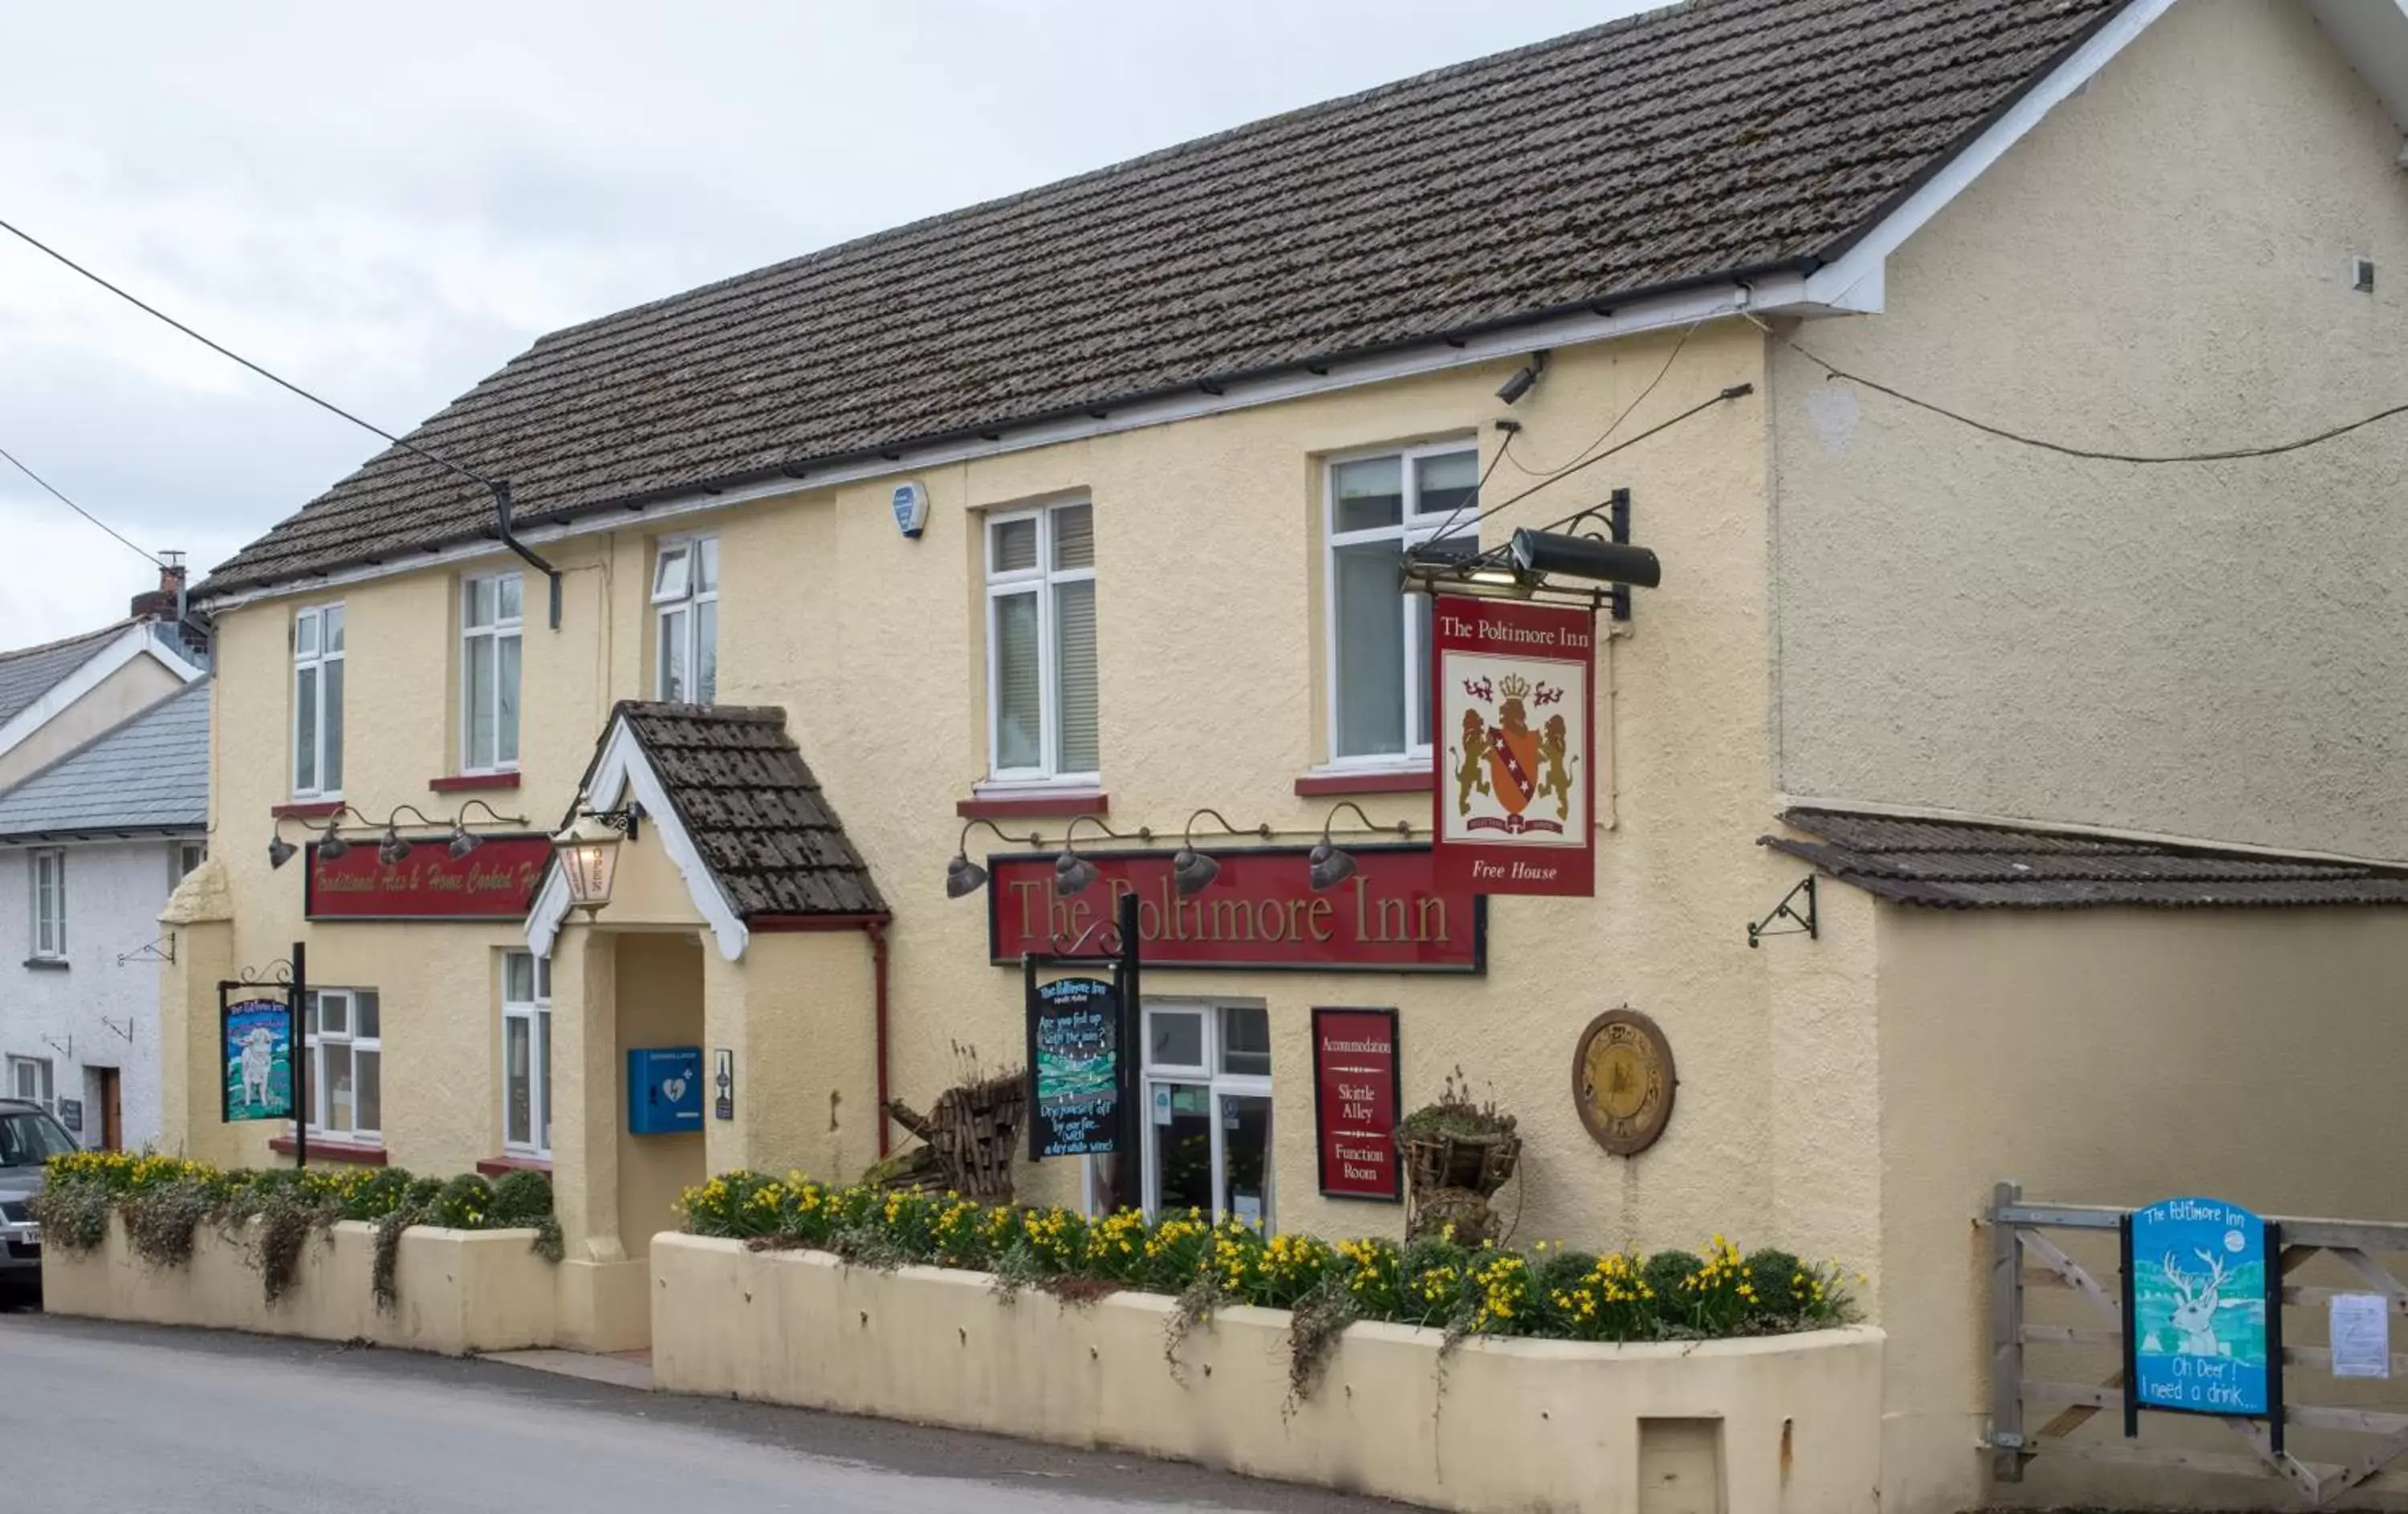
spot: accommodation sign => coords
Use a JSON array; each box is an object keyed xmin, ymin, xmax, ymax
[
  {"xmin": 2124, "ymin": 1196, "xmax": 2276, "ymax": 1431},
  {"xmin": 1027, "ymin": 976, "xmax": 1121, "ymax": 1160},
  {"xmin": 1312, "ymin": 1007, "xmax": 1400, "ymax": 1201},
  {"xmin": 307, "ymin": 835, "xmax": 551, "ymax": 921},
  {"xmin": 987, "ymin": 846, "xmax": 1483, "ymax": 973},
  {"xmin": 1432, "ymin": 594, "xmax": 1596, "ymax": 897}
]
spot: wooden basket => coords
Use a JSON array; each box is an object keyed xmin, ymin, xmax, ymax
[{"xmin": 1401, "ymin": 1129, "xmax": 1521, "ymax": 1199}]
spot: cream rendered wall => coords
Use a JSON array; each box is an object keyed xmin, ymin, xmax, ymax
[
  {"xmin": 0, "ymin": 651, "xmax": 185, "ymax": 788},
  {"xmin": 1771, "ymin": 0, "xmax": 2408, "ymax": 857},
  {"xmin": 718, "ymin": 324, "xmax": 1788, "ymax": 1251},
  {"xmin": 1873, "ymin": 904, "xmax": 2408, "ymax": 1514},
  {"xmin": 199, "ymin": 321, "xmax": 1816, "ymax": 1278}
]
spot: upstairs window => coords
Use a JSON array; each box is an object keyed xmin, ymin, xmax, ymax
[
  {"xmin": 292, "ymin": 604, "xmax": 345, "ymax": 797},
  {"xmin": 29, "ymin": 849, "xmax": 64, "ymax": 961},
  {"xmin": 653, "ymin": 538, "xmax": 718, "ymax": 704},
  {"xmin": 173, "ymin": 840, "xmax": 208, "ymax": 886},
  {"xmin": 985, "ymin": 502, "xmax": 1098, "ymax": 783},
  {"xmin": 1324, "ymin": 446, "xmax": 1479, "ymax": 763},
  {"xmin": 462, "ymin": 572, "xmax": 523, "ymax": 772}
]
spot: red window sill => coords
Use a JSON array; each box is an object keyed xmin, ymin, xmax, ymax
[
  {"xmin": 272, "ymin": 800, "xmax": 346, "ymax": 820},
  {"xmin": 268, "ymin": 1136, "xmax": 388, "ymax": 1166},
  {"xmin": 1293, "ymin": 769, "xmax": 1432, "ymax": 797},
  {"xmin": 430, "ymin": 772, "xmax": 522, "ymax": 793},
  {"xmin": 956, "ymin": 791, "xmax": 1108, "ymax": 820},
  {"xmin": 476, "ymin": 1154, "xmax": 553, "ymax": 1177}
]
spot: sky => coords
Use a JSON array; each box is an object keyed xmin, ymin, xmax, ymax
[{"xmin": 0, "ymin": 0, "xmax": 1655, "ymax": 648}]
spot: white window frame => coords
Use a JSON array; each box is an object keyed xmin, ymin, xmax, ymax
[
  {"xmin": 651, "ymin": 536, "xmax": 718, "ymax": 704},
  {"xmin": 982, "ymin": 501, "xmax": 1099, "ymax": 787},
  {"xmin": 28, "ymin": 848, "xmax": 63, "ymax": 961},
  {"xmin": 1138, "ymin": 999, "xmax": 1274, "ymax": 1227},
  {"xmin": 501, "ymin": 951, "xmax": 552, "ymax": 1160},
  {"xmin": 6, "ymin": 1055, "xmax": 53, "ymax": 1112},
  {"xmin": 460, "ymin": 570, "xmax": 524, "ymax": 775},
  {"xmin": 171, "ymin": 840, "xmax": 208, "ymax": 888},
  {"xmin": 291, "ymin": 604, "xmax": 345, "ymax": 799},
  {"xmin": 1320, "ymin": 441, "xmax": 1480, "ymax": 770},
  {"xmin": 303, "ymin": 987, "xmax": 381, "ymax": 1146}
]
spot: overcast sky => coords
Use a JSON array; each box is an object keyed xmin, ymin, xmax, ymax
[{"xmin": 0, "ymin": 0, "xmax": 1652, "ymax": 647}]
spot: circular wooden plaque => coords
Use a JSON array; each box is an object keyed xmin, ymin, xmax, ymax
[{"xmin": 1572, "ymin": 1007, "xmax": 1677, "ymax": 1157}]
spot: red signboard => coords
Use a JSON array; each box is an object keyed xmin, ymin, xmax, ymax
[
  {"xmin": 1312, "ymin": 1007, "xmax": 1401, "ymax": 1201},
  {"xmin": 305, "ymin": 835, "xmax": 551, "ymax": 921},
  {"xmin": 1432, "ymin": 594, "xmax": 1597, "ymax": 896},
  {"xmin": 986, "ymin": 846, "xmax": 1483, "ymax": 974}
]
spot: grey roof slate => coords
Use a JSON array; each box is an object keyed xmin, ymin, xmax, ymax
[
  {"xmin": 606, "ymin": 702, "xmax": 886, "ymax": 920},
  {"xmin": 0, "ymin": 678, "xmax": 210, "ymax": 840},
  {"xmin": 202, "ymin": 0, "xmax": 2125, "ymax": 596},
  {"xmin": 1763, "ymin": 808, "xmax": 2408, "ymax": 910},
  {"xmin": 0, "ymin": 622, "xmax": 132, "ymax": 729}
]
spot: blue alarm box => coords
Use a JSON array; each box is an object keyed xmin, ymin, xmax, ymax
[{"xmin": 628, "ymin": 1046, "xmax": 704, "ymax": 1134}]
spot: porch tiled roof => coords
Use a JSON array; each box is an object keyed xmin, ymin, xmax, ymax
[
  {"xmin": 1764, "ymin": 808, "xmax": 2408, "ymax": 910},
  {"xmin": 613, "ymin": 702, "xmax": 886, "ymax": 919},
  {"xmin": 201, "ymin": 0, "xmax": 2125, "ymax": 596}
]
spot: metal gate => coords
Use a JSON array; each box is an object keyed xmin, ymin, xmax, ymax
[{"xmin": 1989, "ymin": 1182, "xmax": 2408, "ymax": 1504}]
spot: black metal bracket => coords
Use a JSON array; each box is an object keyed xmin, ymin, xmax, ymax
[
  {"xmin": 1747, "ymin": 875, "xmax": 1819, "ymax": 948},
  {"xmin": 40, "ymin": 1032, "xmax": 71, "ymax": 1060},
  {"xmin": 100, "ymin": 1015, "xmax": 136, "ymax": 1044},
  {"xmin": 1554, "ymin": 488, "xmax": 1637, "ymax": 622},
  {"xmin": 584, "ymin": 800, "xmax": 645, "ymax": 844},
  {"xmin": 115, "ymin": 933, "xmax": 177, "ymax": 967}
]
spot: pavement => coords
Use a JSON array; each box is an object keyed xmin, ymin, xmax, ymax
[{"xmin": 0, "ymin": 1309, "xmax": 1408, "ymax": 1512}]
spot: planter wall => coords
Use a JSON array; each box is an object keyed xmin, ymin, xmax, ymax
[
  {"xmin": 42, "ymin": 1214, "xmax": 558, "ymax": 1356},
  {"xmin": 653, "ymin": 1234, "xmax": 1885, "ymax": 1514}
]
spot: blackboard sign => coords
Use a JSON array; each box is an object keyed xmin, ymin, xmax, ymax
[{"xmin": 1028, "ymin": 975, "xmax": 1121, "ymax": 1159}]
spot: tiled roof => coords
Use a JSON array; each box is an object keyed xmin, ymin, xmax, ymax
[
  {"xmin": 1764, "ymin": 808, "xmax": 2408, "ymax": 910},
  {"xmin": 0, "ymin": 678, "xmax": 209, "ymax": 839},
  {"xmin": 202, "ymin": 0, "xmax": 2125, "ymax": 595},
  {"xmin": 0, "ymin": 622, "xmax": 130, "ymax": 728},
  {"xmin": 613, "ymin": 702, "xmax": 885, "ymax": 919}
]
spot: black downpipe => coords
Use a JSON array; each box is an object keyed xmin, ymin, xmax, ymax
[{"xmin": 491, "ymin": 479, "xmax": 563, "ymax": 629}]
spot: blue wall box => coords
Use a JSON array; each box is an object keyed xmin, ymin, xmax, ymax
[{"xmin": 628, "ymin": 1046, "xmax": 704, "ymax": 1134}]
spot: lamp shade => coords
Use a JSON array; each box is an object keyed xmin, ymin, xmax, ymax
[
  {"xmin": 945, "ymin": 853, "xmax": 990, "ymax": 899},
  {"xmin": 449, "ymin": 821, "xmax": 482, "ymax": 861},
  {"xmin": 317, "ymin": 831, "xmax": 351, "ymax": 863},
  {"xmin": 267, "ymin": 834, "xmax": 297, "ymax": 870},
  {"xmin": 1054, "ymin": 849, "xmax": 1100, "ymax": 896},
  {"xmin": 1171, "ymin": 847, "xmax": 1221, "ymax": 897},
  {"xmin": 1308, "ymin": 839, "xmax": 1358, "ymax": 892},
  {"xmin": 552, "ymin": 815, "xmax": 624, "ymax": 914}
]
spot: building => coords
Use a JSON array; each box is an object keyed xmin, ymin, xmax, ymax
[
  {"xmin": 0, "ymin": 570, "xmax": 208, "ymax": 1146},
  {"xmin": 160, "ymin": 2, "xmax": 2407, "ymax": 1509},
  {"xmin": 0, "ymin": 679, "xmax": 209, "ymax": 1148}
]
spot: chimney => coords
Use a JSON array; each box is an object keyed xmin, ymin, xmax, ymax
[{"xmin": 130, "ymin": 551, "xmax": 187, "ymax": 622}]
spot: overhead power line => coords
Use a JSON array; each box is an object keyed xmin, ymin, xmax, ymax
[
  {"xmin": 1783, "ymin": 336, "xmax": 2408, "ymax": 465},
  {"xmin": 0, "ymin": 214, "xmax": 498, "ymax": 494},
  {"xmin": 1471, "ymin": 383, "xmax": 1756, "ymax": 535},
  {"xmin": 1504, "ymin": 307, "xmax": 1725, "ymax": 482},
  {"xmin": 0, "ymin": 442, "xmax": 160, "ymax": 566},
  {"xmin": 0, "ymin": 214, "xmax": 564, "ymax": 623}
]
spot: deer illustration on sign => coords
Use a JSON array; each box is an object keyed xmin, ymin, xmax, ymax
[{"xmin": 2165, "ymin": 1247, "xmax": 2246, "ymax": 1356}]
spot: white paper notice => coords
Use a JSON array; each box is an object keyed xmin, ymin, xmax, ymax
[{"xmin": 2331, "ymin": 1292, "xmax": 2392, "ymax": 1379}]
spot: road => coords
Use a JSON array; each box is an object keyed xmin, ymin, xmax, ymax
[{"xmin": 0, "ymin": 1311, "xmax": 1405, "ymax": 1513}]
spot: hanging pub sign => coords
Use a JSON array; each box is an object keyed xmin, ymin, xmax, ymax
[
  {"xmin": 306, "ymin": 835, "xmax": 551, "ymax": 922},
  {"xmin": 1312, "ymin": 1007, "xmax": 1401, "ymax": 1202},
  {"xmin": 987, "ymin": 846, "xmax": 1483, "ymax": 974},
  {"xmin": 1027, "ymin": 976, "xmax": 1122, "ymax": 1160},
  {"xmin": 2123, "ymin": 1195, "xmax": 2281, "ymax": 1443},
  {"xmin": 221, "ymin": 995, "xmax": 296, "ymax": 1123},
  {"xmin": 1431, "ymin": 594, "xmax": 1596, "ymax": 897}
]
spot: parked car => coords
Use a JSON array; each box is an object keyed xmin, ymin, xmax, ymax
[{"xmin": 0, "ymin": 1098, "xmax": 77, "ymax": 1303}]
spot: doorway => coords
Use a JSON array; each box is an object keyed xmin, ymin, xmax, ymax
[
  {"xmin": 95, "ymin": 1067, "xmax": 121, "ymax": 1150},
  {"xmin": 612, "ymin": 933, "xmax": 706, "ymax": 1257}
]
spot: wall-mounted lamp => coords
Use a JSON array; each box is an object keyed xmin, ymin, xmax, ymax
[
  {"xmin": 1508, "ymin": 526, "xmax": 1662, "ymax": 588},
  {"xmin": 269, "ymin": 805, "xmax": 368, "ymax": 869},
  {"xmin": 1309, "ymin": 800, "xmax": 1411, "ymax": 891},
  {"xmin": 448, "ymin": 799, "xmax": 519, "ymax": 860},
  {"xmin": 942, "ymin": 817, "xmax": 1044, "ymax": 899},
  {"xmin": 377, "ymin": 804, "xmax": 442, "ymax": 866},
  {"xmin": 1171, "ymin": 808, "xmax": 1275, "ymax": 898},
  {"xmin": 550, "ymin": 802, "xmax": 645, "ymax": 916},
  {"xmin": 1495, "ymin": 351, "xmax": 1548, "ymax": 406}
]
